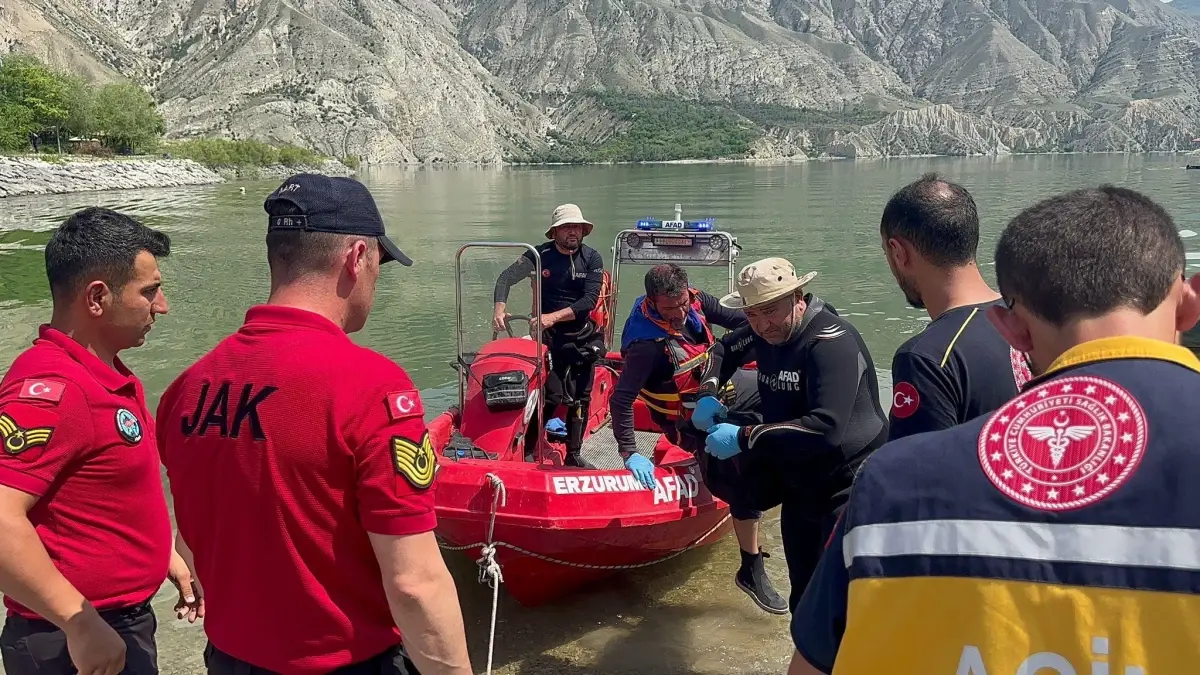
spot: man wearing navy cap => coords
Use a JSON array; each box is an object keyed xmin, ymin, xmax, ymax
[{"xmin": 157, "ymin": 174, "xmax": 472, "ymax": 675}]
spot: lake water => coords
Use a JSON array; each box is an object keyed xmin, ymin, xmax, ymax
[{"xmin": 1, "ymin": 154, "xmax": 1197, "ymax": 674}]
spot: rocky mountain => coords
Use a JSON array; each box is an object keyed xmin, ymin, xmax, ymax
[
  {"xmin": 3, "ymin": 0, "xmax": 550, "ymax": 162},
  {"xmin": 2, "ymin": 0, "xmax": 1200, "ymax": 162}
]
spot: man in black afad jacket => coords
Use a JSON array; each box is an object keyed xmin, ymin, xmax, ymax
[
  {"xmin": 692, "ymin": 257, "xmax": 889, "ymax": 612},
  {"xmin": 493, "ymin": 204, "xmax": 606, "ymax": 467}
]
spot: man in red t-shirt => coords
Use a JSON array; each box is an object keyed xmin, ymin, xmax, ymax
[
  {"xmin": 0, "ymin": 207, "xmax": 196, "ymax": 675},
  {"xmin": 157, "ymin": 174, "xmax": 472, "ymax": 675}
]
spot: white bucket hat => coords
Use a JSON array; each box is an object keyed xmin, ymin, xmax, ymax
[
  {"xmin": 719, "ymin": 257, "xmax": 817, "ymax": 310},
  {"xmin": 545, "ymin": 203, "xmax": 594, "ymax": 239}
]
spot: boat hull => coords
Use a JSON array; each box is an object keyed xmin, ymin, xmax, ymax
[
  {"xmin": 432, "ymin": 453, "xmax": 731, "ymax": 606},
  {"xmin": 431, "ymin": 335, "xmax": 732, "ymax": 605}
]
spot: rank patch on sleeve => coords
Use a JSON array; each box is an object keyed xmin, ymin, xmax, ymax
[
  {"xmin": 391, "ymin": 432, "xmax": 435, "ymax": 489},
  {"xmin": 0, "ymin": 407, "xmax": 57, "ymax": 460}
]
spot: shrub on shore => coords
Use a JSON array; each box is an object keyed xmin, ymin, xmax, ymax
[{"xmin": 161, "ymin": 139, "xmax": 328, "ymax": 170}]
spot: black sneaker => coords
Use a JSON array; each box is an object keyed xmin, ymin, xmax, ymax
[
  {"xmin": 564, "ymin": 452, "xmax": 595, "ymax": 469},
  {"xmin": 735, "ymin": 550, "xmax": 788, "ymax": 615}
]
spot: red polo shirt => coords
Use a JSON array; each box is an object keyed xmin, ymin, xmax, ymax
[
  {"xmin": 0, "ymin": 326, "xmax": 172, "ymax": 619},
  {"xmin": 157, "ymin": 305, "xmax": 437, "ymax": 675}
]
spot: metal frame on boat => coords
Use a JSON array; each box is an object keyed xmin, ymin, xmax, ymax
[
  {"xmin": 604, "ymin": 204, "xmax": 741, "ymax": 348},
  {"xmin": 453, "ymin": 241, "xmax": 546, "ymax": 441}
]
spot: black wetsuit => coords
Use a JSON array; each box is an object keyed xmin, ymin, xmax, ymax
[
  {"xmin": 700, "ymin": 294, "xmax": 889, "ymax": 611},
  {"xmin": 493, "ymin": 242, "xmax": 606, "ymax": 460},
  {"xmin": 887, "ymin": 300, "xmax": 1028, "ymax": 441}
]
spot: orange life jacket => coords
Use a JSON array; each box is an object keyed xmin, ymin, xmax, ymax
[
  {"xmin": 588, "ymin": 270, "xmax": 613, "ymax": 330},
  {"xmin": 636, "ymin": 294, "xmax": 717, "ymax": 420}
]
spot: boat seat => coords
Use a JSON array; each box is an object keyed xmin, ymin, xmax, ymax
[{"xmin": 579, "ymin": 425, "xmax": 659, "ymax": 470}]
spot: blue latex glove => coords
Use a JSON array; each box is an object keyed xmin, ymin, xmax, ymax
[
  {"xmin": 704, "ymin": 423, "xmax": 743, "ymax": 460},
  {"xmin": 691, "ymin": 395, "xmax": 728, "ymax": 430},
  {"xmin": 624, "ymin": 454, "xmax": 657, "ymax": 490}
]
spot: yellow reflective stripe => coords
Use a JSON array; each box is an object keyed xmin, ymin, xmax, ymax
[
  {"xmin": 834, "ymin": 576, "xmax": 1191, "ymax": 675},
  {"xmin": 675, "ymin": 352, "xmax": 708, "ymax": 373},
  {"xmin": 938, "ymin": 307, "xmax": 980, "ymax": 368},
  {"xmin": 639, "ymin": 398, "xmax": 679, "ymax": 416},
  {"xmin": 638, "ymin": 390, "xmax": 681, "ymax": 402}
]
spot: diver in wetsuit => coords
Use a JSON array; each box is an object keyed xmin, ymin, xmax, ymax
[
  {"xmin": 493, "ymin": 204, "xmax": 606, "ymax": 467},
  {"xmin": 693, "ymin": 257, "xmax": 888, "ymax": 612}
]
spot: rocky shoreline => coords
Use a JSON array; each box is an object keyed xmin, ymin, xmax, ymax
[
  {"xmin": 0, "ymin": 157, "xmax": 224, "ymax": 198},
  {"xmin": 2, "ymin": 149, "xmax": 1194, "ymax": 199},
  {"xmin": 0, "ymin": 157, "xmax": 357, "ymax": 198}
]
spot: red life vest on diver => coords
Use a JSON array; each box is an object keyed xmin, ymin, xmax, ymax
[{"xmin": 636, "ymin": 293, "xmax": 718, "ymax": 420}]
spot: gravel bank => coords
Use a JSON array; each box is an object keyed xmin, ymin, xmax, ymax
[{"xmin": 0, "ymin": 157, "xmax": 225, "ymax": 198}]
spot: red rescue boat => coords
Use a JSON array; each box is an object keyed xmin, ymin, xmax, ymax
[{"xmin": 429, "ymin": 209, "xmax": 744, "ymax": 606}]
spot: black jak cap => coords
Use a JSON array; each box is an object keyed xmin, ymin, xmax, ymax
[{"xmin": 263, "ymin": 173, "xmax": 412, "ymax": 266}]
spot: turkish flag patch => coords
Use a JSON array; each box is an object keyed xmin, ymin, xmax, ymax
[
  {"xmin": 387, "ymin": 390, "xmax": 424, "ymax": 421},
  {"xmin": 19, "ymin": 379, "xmax": 66, "ymax": 403},
  {"xmin": 891, "ymin": 381, "xmax": 920, "ymax": 419}
]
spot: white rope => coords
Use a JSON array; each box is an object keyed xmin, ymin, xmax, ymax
[
  {"xmin": 476, "ymin": 473, "xmax": 507, "ymax": 675},
  {"xmin": 440, "ymin": 511, "xmax": 732, "ymax": 570},
  {"xmin": 443, "ymin": 472, "xmax": 731, "ymax": 674}
]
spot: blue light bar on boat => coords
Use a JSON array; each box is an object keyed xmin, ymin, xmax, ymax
[{"xmin": 636, "ymin": 217, "xmax": 715, "ymax": 232}]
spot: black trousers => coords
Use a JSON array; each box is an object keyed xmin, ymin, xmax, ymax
[
  {"xmin": 0, "ymin": 601, "xmax": 158, "ymax": 675},
  {"xmin": 204, "ymin": 642, "xmax": 419, "ymax": 675},
  {"xmin": 543, "ymin": 329, "xmax": 604, "ymax": 410},
  {"xmin": 780, "ymin": 501, "xmax": 843, "ymax": 614}
]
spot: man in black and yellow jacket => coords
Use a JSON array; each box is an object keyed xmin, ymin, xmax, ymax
[{"xmin": 789, "ymin": 185, "xmax": 1200, "ymax": 674}]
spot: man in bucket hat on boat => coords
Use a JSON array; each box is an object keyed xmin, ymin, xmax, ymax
[
  {"xmin": 691, "ymin": 256, "xmax": 889, "ymax": 613},
  {"xmin": 493, "ymin": 203, "xmax": 607, "ymax": 467}
]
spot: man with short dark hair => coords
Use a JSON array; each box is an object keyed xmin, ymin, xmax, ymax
[
  {"xmin": 880, "ymin": 172, "xmax": 1029, "ymax": 440},
  {"xmin": 0, "ymin": 207, "xmax": 193, "ymax": 675},
  {"xmin": 493, "ymin": 204, "xmax": 607, "ymax": 467},
  {"xmin": 790, "ymin": 186, "xmax": 1200, "ymax": 674},
  {"xmin": 610, "ymin": 263, "xmax": 786, "ymax": 614},
  {"xmin": 157, "ymin": 174, "xmax": 472, "ymax": 675}
]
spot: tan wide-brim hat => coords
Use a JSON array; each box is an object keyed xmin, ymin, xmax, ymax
[
  {"xmin": 545, "ymin": 203, "xmax": 594, "ymax": 239},
  {"xmin": 719, "ymin": 257, "xmax": 817, "ymax": 309}
]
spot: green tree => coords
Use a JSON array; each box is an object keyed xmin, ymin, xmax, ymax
[
  {"xmin": 60, "ymin": 74, "xmax": 94, "ymax": 139},
  {"xmin": 0, "ymin": 54, "xmax": 73, "ymax": 150},
  {"xmin": 0, "ymin": 103, "xmax": 37, "ymax": 151},
  {"xmin": 0, "ymin": 55, "xmax": 70, "ymax": 125},
  {"xmin": 92, "ymin": 83, "xmax": 164, "ymax": 153}
]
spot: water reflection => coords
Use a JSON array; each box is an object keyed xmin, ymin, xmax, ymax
[{"xmin": 0, "ymin": 230, "xmax": 52, "ymax": 308}]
